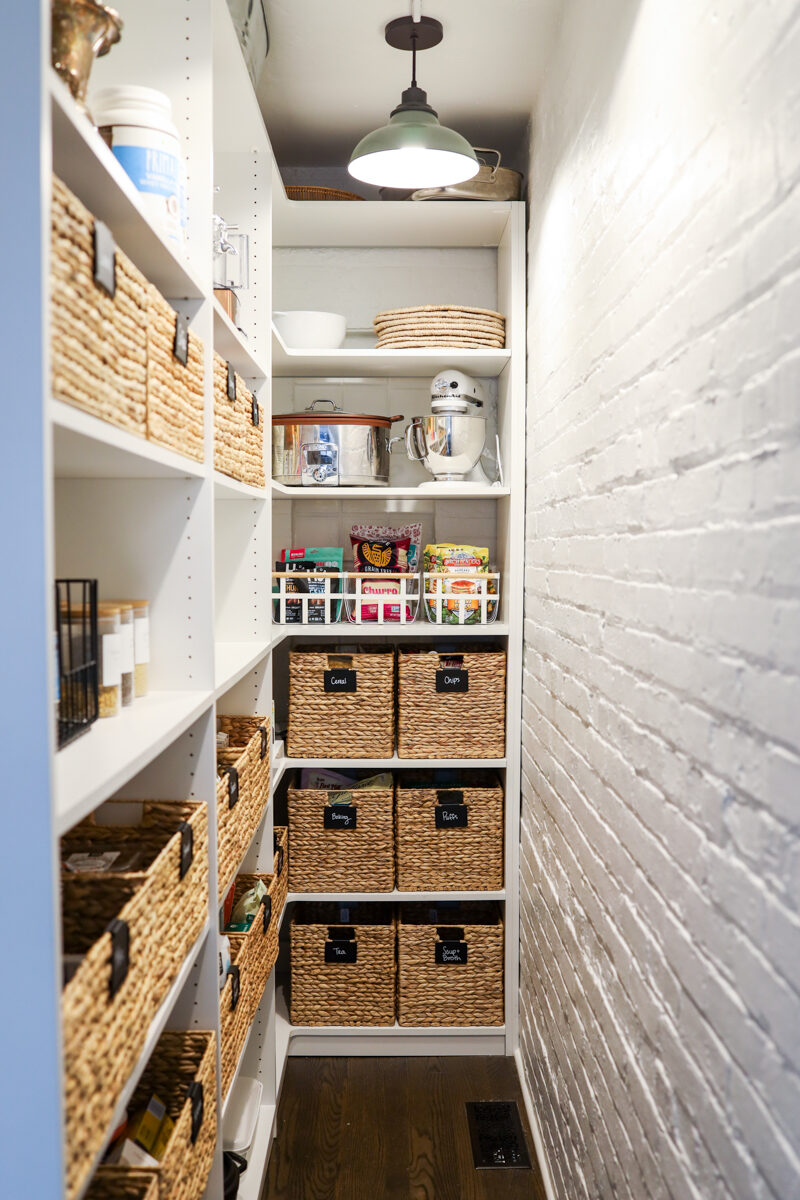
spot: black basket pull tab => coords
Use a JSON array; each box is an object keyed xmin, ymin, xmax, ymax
[
  {"xmin": 107, "ymin": 918, "xmax": 129, "ymax": 998},
  {"xmin": 186, "ymin": 1081, "xmax": 204, "ymax": 1144},
  {"xmin": 227, "ymin": 362, "xmax": 236, "ymax": 402},
  {"xmin": 228, "ymin": 962, "xmax": 241, "ymax": 1011},
  {"xmin": 93, "ymin": 219, "xmax": 116, "ymax": 298},
  {"xmin": 274, "ymin": 842, "xmax": 285, "ymax": 876},
  {"xmin": 252, "ymin": 394, "xmax": 260, "ymax": 426},
  {"xmin": 178, "ymin": 820, "xmax": 194, "ymax": 879},
  {"xmin": 261, "ymin": 892, "xmax": 272, "ymax": 934},
  {"xmin": 173, "ymin": 311, "xmax": 189, "ymax": 365},
  {"xmin": 226, "ymin": 766, "xmax": 239, "ymax": 809},
  {"xmin": 259, "ymin": 725, "xmax": 268, "ymax": 760}
]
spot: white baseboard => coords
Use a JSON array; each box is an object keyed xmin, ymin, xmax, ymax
[{"xmin": 514, "ymin": 1046, "xmax": 558, "ymax": 1200}]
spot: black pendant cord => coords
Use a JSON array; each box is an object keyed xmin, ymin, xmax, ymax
[{"xmin": 411, "ymin": 33, "xmax": 418, "ymax": 87}]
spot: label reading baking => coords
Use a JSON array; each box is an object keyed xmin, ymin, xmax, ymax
[
  {"xmin": 436, "ymin": 803, "xmax": 468, "ymax": 829},
  {"xmin": 436, "ymin": 669, "xmax": 469, "ymax": 693},
  {"xmin": 252, "ymin": 394, "xmax": 260, "ymax": 426},
  {"xmin": 134, "ymin": 617, "xmax": 150, "ymax": 664},
  {"xmin": 324, "ymin": 669, "xmax": 357, "ymax": 693},
  {"xmin": 324, "ymin": 804, "xmax": 357, "ymax": 829},
  {"xmin": 93, "ymin": 220, "xmax": 116, "ymax": 297},
  {"xmin": 325, "ymin": 940, "xmax": 357, "ymax": 964},
  {"xmin": 173, "ymin": 312, "xmax": 189, "ymax": 365},
  {"xmin": 120, "ymin": 621, "xmax": 134, "ymax": 674},
  {"xmin": 101, "ymin": 633, "xmax": 122, "ymax": 687},
  {"xmin": 226, "ymin": 362, "xmax": 236, "ymax": 402},
  {"xmin": 436, "ymin": 940, "xmax": 468, "ymax": 965}
]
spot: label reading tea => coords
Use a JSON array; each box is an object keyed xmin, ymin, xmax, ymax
[
  {"xmin": 436, "ymin": 669, "xmax": 469, "ymax": 693},
  {"xmin": 325, "ymin": 940, "xmax": 357, "ymax": 964},
  {"xmin": 435, "ymin": 803, "xmax": 468, "ymax": 829},
  {"xmin": 324, "ymin": 804, "xmax": 357, "ymax": 830},
  {"xmin": 435, "ymin": 940, "xmax": 468, "ymax": 965},
  {"xmin": 324, "ymin": 669, "xmax": 357, "ymax": 693}
]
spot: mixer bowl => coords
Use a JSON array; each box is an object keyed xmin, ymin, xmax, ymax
[{"xmin": 405, "ymin": 414, "xmax": 486, "ymax": 481}]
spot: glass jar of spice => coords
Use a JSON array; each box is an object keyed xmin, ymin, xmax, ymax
[
  {"xmin": 113, "ymin": 602, "xmax": 135, "ymax": 706},
  {"xmin": 131, "ymin": 600, "xmax": 150, "ymax": 697},
  {"xmin": 96, "ymin": 603, "xmax": 122, "ymax": 717}
]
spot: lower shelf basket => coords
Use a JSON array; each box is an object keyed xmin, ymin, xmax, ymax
[
  {"xmin": 86, "ymin": 1169, "xmax": 159, "ymax": 1200},
  {"xmin": 287, "ymin": 773, "xmax": 394, "ymax": 892},
  {"xmin": 290, "ymin": 903, "xmax": 396, "ymax": 1026}
]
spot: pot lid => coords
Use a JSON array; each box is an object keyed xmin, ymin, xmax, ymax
[{"xmin": 272, "ymin": 400, "xmax": 402, "ymax": 428}]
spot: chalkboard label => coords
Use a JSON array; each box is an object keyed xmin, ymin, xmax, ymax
[
  {"xmin": 324, "ymin": 669, "xmax": 357, "ymax": 693},
  {"xmin": 187, "ymin": 1082, "xmax": 204, "ymax": 1144},
  {"xmin": 93, "ymin": 220, "xmax": 116, "ymax": 297},
  {"xmin": 107, "ymin": 917, "xmax": 129, "ymax": 997},
  {"xmin": 226, "ymin": 766, "xmax": 239, "ymax": 809},
  {"xmin": 325, "ymin": 940, "xmax": 357, "ymax": 964},
  {"xmin": 173, "ymin": 312, "xmax": 189, "ymax": 365},
  {"xmin": 436, "ymin": 669, "xmax": 469, "ymax": 693},
  {"xmin": 261, "ymin": 893, "xmax": 272, "ymax": 933},
  {"xmin": 228, "ymin": 963, "xmax": 241, "ymax": 1010},
  {"xmin": 252, "ymin": 394, "xmax": 260, "ymax": 426},
  {"xmin": 226, "ymin": 362, "xmax": 236, "ymax": 402},
  {"xmin": 324, "ymin": 804, "xmax": 357, "ymax": 830},
  {"xmin": 178, "ymin": 820, "xmax": 194, "ymax": 878},
  {"xmin": 436, "ymin": 803, "xmax": 468, "ymax": 829},
  {"xmin": 436, "ymin": 940, "xmax": 468, "ymax": 965}
]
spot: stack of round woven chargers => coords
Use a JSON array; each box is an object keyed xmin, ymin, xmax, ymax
[{"xmin": 374, "ymin": 305, "xmax": 505, "ymax": 349}]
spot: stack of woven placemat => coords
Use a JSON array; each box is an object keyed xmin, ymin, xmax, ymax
[{"xmin": 374, "ymin": 305, "xmax": 506, "ymax": 348}]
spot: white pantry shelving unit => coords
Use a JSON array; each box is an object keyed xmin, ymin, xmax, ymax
[{"xmin": 0, "ymin": 1, "xmax": 525, "ymax": 1195}]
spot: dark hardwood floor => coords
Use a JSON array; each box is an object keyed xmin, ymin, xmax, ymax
[{"xmin": 262, "ymin": 1056, "xmax": 548, "ymax": 1200}]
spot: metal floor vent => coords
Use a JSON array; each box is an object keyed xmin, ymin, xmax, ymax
[{"xmin": 465, "ymin": 1101, "xmax": 532, "ymax": 1169}]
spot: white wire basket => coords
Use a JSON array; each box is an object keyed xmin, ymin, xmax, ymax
[
  {"xmin": 422, "ymin": 572, "xmax": 500, "ymax": 625},
  {"xmin": 272, "ymin": 571, "xmax": 343, "ymax": 624},
  {"xmin": 344, "ymin": 572, "xmax": 421, "ymax": 625}
]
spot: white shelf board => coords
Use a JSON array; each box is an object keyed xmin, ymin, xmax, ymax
[
  {"xmin": 270, "ymin": 481, "xmax": 510, "ymax": 499},
  {"xmin": 215, "ymin": 641, "xmax": 271, "ymax": 695},
  {"xmin": 271, "ymin": 739, "xmax": 287, "ymax": 794},
  {"xmin": 55, "ymin": 690, "xmax": 214, "ymax": 834},
  {"xmin": 73, "ymin": 923, "xmax": 209, "ymax": 1200},
  {"xmin": 281, "ymin": 755, "xmax": 507, "ymax": 771},
  {"xmin": 214, "ymin": 472, "xmax": 268, "ymax": 501},
  {"xmin": 212, "ymin": 0, "xmax": 273, "ymax": 157},
  {"xmin": 287, "ymin": 1021, "xmax": 507, "ymax": 1038},
  {"xmin": 288, "ymin": 890, "xmax": 505, "ymax": 902},
  {"xmin": 272, "ymin": 326, "xmax": 511, "ymax": 379},
  {"xmin": 270, "ymin": 622, "xmax": 509, "ymax": 643},
  {"xmin": 51, "ymin": 400, "xmax": 207, "ymax": 481},
  {"xmin": 272, "ymin": 175, "xmax": 513, "ymax": 249},
  {"xmin": 213, "ymin": 299, "xmax": 269, "ymax": 380},
  {"xmin": 237, "ymin": 1104, "xmax": 276, "ymax": 1200},
  {"xmin": 50, "ymin": 72, "xmax": 207, "ymax": 299}
]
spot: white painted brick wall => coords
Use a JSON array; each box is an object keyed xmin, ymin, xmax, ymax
[{"xmin": 520, "ymin": 2, "xmax": 800, "ymax": 1198}]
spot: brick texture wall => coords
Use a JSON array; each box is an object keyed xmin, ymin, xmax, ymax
[{"xmin": 520, "ymin": 2, "xmax": 800, "ymax": 1198}]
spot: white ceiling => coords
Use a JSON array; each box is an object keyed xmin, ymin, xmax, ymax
[{"xmin": 257, "ymin": 0, "xmax": 563, "ymax": 173}]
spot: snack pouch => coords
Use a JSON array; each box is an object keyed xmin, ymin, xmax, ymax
[
  {"xmin": 350, "ymin": 533, "xmax": 414, "ymax": 621},
  {"xmin": 275, "ymin": 546, "xmax": 343, "ymax": 622},
  {"xmin": 423, "ymin": 543, "xmax": 496, "ymax": 624}
]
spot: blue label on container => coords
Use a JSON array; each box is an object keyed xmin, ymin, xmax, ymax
[{"xmin": 113, "ymin": 144, "xmax": 180, "ymax": 198}]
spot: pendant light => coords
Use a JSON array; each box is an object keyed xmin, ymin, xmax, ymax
[{"xmin": 348, "ymin": 12, "xmax": 479, "ymax": 189}]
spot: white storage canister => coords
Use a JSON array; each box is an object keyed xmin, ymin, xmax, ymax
[{"xmin": 91, "ymin": 85, "xmax": 185, "ymax": 245}]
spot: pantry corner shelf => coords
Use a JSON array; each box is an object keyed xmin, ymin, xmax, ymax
[
  {"xmin": 55, "ymin": 690, "xmax": 215, "ymax": 835},
  {"xmin": 270, "ymin": 622, "xmax": 510, "ymax": 643},
  {"xmin": 52, "ymin": 399, "xmax": 209, "ymax": 482},
  {"xmin": 214, "ymin": 471, "xmax": 269, "ymax": 501},
  {"xmin": 212, "ymin": 299, "xmax": 270, "ymax": 380},
  {"xmin": 50, "ymin": 70, "xmax": 208, "ymax": 300},
  {"xmin": 215, "ymin": 641, "xmax": 272, "ymax": 695},
  {"xmin": 271, "ymin": 325, "xmax": 512, "ymax": 379},
  {"xmin": 269, "ymin": 481, "xmax": 511, "ymax": 500}
]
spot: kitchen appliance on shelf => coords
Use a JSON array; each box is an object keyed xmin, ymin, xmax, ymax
[
  {"xmin": 272, "ymin": 399, "xmax": 404, "ymax": 487},
  {"xmin": 213, "ymin": 211, "xmax": 249, "ymax": 324},
  {"xmin": 411, "ymin": 148, "xmax": 523, "ymax": 201},
  {"xmin": 404, "ymin": 368, "xmax": 496, "ymax": 483}
]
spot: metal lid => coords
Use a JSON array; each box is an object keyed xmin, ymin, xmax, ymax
[{"xmin": 272, "ymin": 399, "xmax": 402, "ymax": 428}]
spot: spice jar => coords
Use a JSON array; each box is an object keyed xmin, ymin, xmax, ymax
[
  {"xmin": 112, "ymin": 602, "xmax": 135, "ymax": 706},
  {"xmin": 131, "ymin": 600, "xmax": 150, "ymax": 697},
  {"xmin": 96, "ymin": 603, "xmax": 122, "ymax": 717}
]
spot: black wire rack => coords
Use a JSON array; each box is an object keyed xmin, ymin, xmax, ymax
[{"xmin": 55, "ymin": 579, "xmax": 99, "ymax": 749}]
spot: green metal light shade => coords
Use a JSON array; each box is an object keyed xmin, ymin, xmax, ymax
[{"xmin": 348, "ymin": 16, "xmax": 479, "ymax": 190}]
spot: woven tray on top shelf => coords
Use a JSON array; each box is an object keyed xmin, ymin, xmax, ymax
[
  {"xmin": 216, "ymin": 715, "xmax": 270, "ymax": 901},
  {"xmin": 396, "ymin": 648, "xmax": 506, "ymax": 759},
  {"xmin": 286, "ymin": 185, "xmax": 365, "ymax": 201},
  {"xmin": 99, "ymin": 1031, "xmax": 217, "ymax": 1200},
  {"xmin": 61, "ymin": 801, "xmax": 209, "ymax": 1200},
  {"xmin": 85, "ymin": 1170, "xmax": 159, "ymax": 1200},
  {"xmin": 146, "ymin": 285, "xmax": 204, "ymax": 461},
  {"xmin": 287, "ymin": 775, "xmax": 394, "ymax": 892},
  {"xmin": 395, "ymin": 772, "xmax": 504, "ymax": 892},
  {"xmin": 373, "ymin": 304, "xmax": 506, "ymax": 349},
  {"xmin": 290, "ymin": 903, "xmax": 396, "ymax": 1027},
  {"xmin": 397, "ymin": 902, "xmax": 504, "ymax": 1027},
  {"xmin": 51, "ymin": 175, "xmax": 148, "ymax": 435},
  {"xmin": 287, "ymin": 648, "xmax": 395, "ymax": 759},
  {"xmin": 212, "ymin": 352, "xmax": 265, "ymax": 487},
  {"xmin": 273, "ymin": 825, "xmax": 289, "ymax": 913}
]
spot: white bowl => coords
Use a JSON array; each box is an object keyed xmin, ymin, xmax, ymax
[{"xmin": 273, "ymin": 310, "xmax": 347, "ymax": 350}]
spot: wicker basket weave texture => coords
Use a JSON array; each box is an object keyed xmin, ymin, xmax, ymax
[
  {"xmin": 290, "ymin": 904, "xmax": 396, "ymax": 1026},
  {"xmin": 288, "ymin": 778, "xmax": 394, "ymax": 892},
  {"xmin": 273, "ymin": 826, "xmax": 289, "ymax": 915},
  {"xmin": 61, "ymin": 801, "xmax": 209, "ymax": 1200},
  {"xmin": 286, "ymin": 185, "xmax": 364, "ymax": 201},
  {"xmin": 213, "ymin": 355, "xmax": 263, "ymax": 485},
  {"xmin": 101, "ymin": 1030, "xmax": 217, "ymax": 1200},
  {"xmin": 86, "ymin": 1169, "xmax": 159, "ymax": 1200},
  {"xmin": 216, "ymin": 716, "xmax": 270, "ymax": 901},
  {"xmin": 395, "ymin": 775, "xmax": 504, "ymax": 891},
  {"xmin": 287, "ymin": 649, "xmax": 395, "ymax": 758},
  {"xmin": 219, "ymin": 935, "xmax": 252, "ymax": 1100},
  {"xmin": 51, "ymin": 176, "xmax": 147, "ymax": 436},
  {"xmin": 397, "ymin": 902, "xmax": 504, "ymax": 1027},
  {"xmin": 146, "ymin": 285, "xmax": 204, "ymax": 461},
  {"xmin": 397, "ymin": 649, "xmax": 506, "ymax": 758}
]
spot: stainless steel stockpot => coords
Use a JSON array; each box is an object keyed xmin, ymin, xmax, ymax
[{"xmin": 272, "ymin": 399, "xmax": 404, "ymax": 487}]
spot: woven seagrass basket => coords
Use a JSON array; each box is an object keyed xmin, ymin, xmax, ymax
[
  {"xmin": 397, "ymin": 902, "xmax": 504, "ymax": 1026},
  {"xmin": 213, "ymin": 353, "xmax": 264, "ymax": 486},
  {"xmin": 397, "ymin": 648, "xmax": 506, "ymax": 758},
  {"xmin": 287, "ymin": 648, "xmax": 395, "ymax": 758},
  {"xmin": 61, "ymin": 801, "xmax": 209, "ymax": 1200},
  {"xmin": 395, "ymin": 773, "xmax": 504, "ymax": 891},
  {"xmin": 216, "ymin": 716, "xmax": 270, "ymax": 901},
  {"xmin": 290, "ymin": 903, "xmax": 396, "ymax": 1026},
  {"xmin": 99, "ymin": 1031, "xmax": 217, "ymax": 1200},
  {"xmin": 219, "ymin": 934, "xmax": 252, "ymax": 1100},
  {"xmin": 51, "ymin": 175, "xmax": 148, "ymax": 436},
  {"xmin": 86, "ymin": 1169, "xmax": 159, "ymax": 1200},
  {"xmin": 273, "ymin": 826, "xmax": 289, "ymax": 914},
  {"xmin": 286, "ymin": 185, "xmax": 364, "ymax": 201},
  {"xmin": 146, "ymin": 285, "xmax": 204, "ymax": 461},
  {"xmin": 288, "ymin": 774, "xmax": 394, "ymax": 892}
]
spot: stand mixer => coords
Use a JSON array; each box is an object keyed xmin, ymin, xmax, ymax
[{"xmin": 404, "ymin": 369, "xmax": 493, "ymax": 483}]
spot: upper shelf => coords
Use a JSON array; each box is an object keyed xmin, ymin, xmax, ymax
[
  {"xmin": 271, "ymin": 481, "xmax": 510, "ymax": 500},
  {"xmin": 272, "ymin": 326, "xmax": 511, "ymax": 378},
  {"xmin": 50, "ymin": 72, "xmax": 207, "ymax": 300},
  {"xmin": 52, "ymin": 400, "xmax": 207, "ymax": 482}
]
